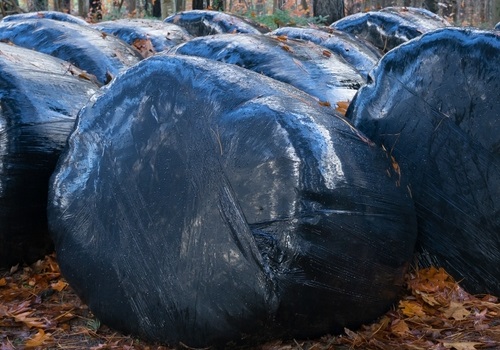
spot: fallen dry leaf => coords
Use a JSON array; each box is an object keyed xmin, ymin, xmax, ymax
[
  {"xmin": 443, "ymin": 301, "xmax": 470, "ymax": 321},
  {"xmin": 400, "ymin": 300, "xmax": 426, "ymax": 317},
  {"xmin": 335, "ymin": 100, "xmax": 350, "ymax": 116},
  {"xmin": 51, "ymin": 280, "xmax": 68, "ymax": 292},
  {"xmin": 1, "ymin": 255, "xmax": 499, "ymax": 349},
  {"xmin": 25, "ymin": 329, "xmax": 52, "ymax": 348},
  {"xmin": 441, "ymin": 340, "xmax": 482, "ymax": 350}
]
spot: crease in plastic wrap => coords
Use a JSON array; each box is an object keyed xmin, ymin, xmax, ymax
[
  {"xmin": 92, "ymin": 19, "xmax": 193, "ymax": 56},
  {"xmin": 164, "ymin": 10, "xmax": 269, "ymax": 37},
  {"xmin": 0, "ymin": 18, "xmax": 143, "ymax": 85},
  {"xmin": 268, "ymin": 27, "xmax": 382, "ymax": 80},
  {"xmin": 331, "ymin": 7, "xmax": 448, "ymax": 52},
  {"xmin": 0, "ymin": 42, "xmax": 99, "ymax": 268},
  {"xmin": 48, "ymin": 54, "xmax": 417, "ymax": 347},
  {"xmin": 1, "ymin": 10, "xmax": 89, "ymax": 26},
  {"xmin": 167, "ymin": 33, "xmax": 364, "ymax": 108},
  {"xmin": 346, "ymin": 28, "xmax": 500, "ymax": 296}
]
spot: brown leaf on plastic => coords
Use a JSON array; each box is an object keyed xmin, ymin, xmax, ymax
[
  {"xmin": 335, "ymin": 100, "xmax": 350, "ymax": 116},
  {"xmin": 132, "ymin": 38, "xmax": 155, "ymax": 58}
]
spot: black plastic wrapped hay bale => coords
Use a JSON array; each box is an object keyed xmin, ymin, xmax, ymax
[
  {"xmin": 331, "ymin": 9, "xmax": 446, "ymax": 53},
  {"xmin": 164, "ymin": 10, "xmax": 268, "ymax": 37},
  {"xmin": 0, "ymin": 18, "xmax": 142, "ymax": 85},
  {"xmin": 92, "ymin": 19, "xmax": 192, "ymax": 57},
  {"xmin": 1, "ymin": 11, "xmax": 89, "ymax": 26},
  {"xmin": 0, "ymin": 43, "xmax": 99, "ymax": 268},
  {"xmin": 380, "ymin": 6, "xmax": 451, "ymax": 28},
  {"xmin": 347, "ymin": 28, "xmax": 500, "ymax": 295},
  {"xmin": 48, "ymin": 54, "xmax": 417, "ymax": 347},
  {"xmin": 268, "ymin": 27, "xmax": 382, "ymax": 80},
  {"xmin": 167, "ymin": 33, "xmax": 364, "ymax": 108}
]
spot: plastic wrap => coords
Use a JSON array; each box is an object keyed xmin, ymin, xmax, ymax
[
  {"xmin": 346, "ymin": 28, "xmax": 500, "ymax": 295},
  {"xmin": 268, "ymin": 27, "xmax": 381, "ymax": 80},
  {"xmin": 1, "ymin": 11, "xmax": 89, "ymax": 26},
  {"xmin": 380, "ymin": 6, "xmax": 451, "ymax": 28},
  {"xmin": 0, "ymin": 43, "xmax": 99, "ymax": 268},
  {"xmin": 164, "ymin": 10, "xmax": 268, "ymax": 37},
  {"xmin": 331, "ymin": 9, "xmax": 445, "ymax": 52},
  {"xmin": 48, "ymin": 54, "xmax": 417, "ymax": 347},
  {"xmin": 92, "ymin": 19, "xmax": 192, "ymax": 57},
  {"xmin": 495, "ymin": 22, "xmax": 499, "ymax": 30},
  {"xmin": 0, "ymin": 19, "xmax": 142, "ymax": 85},
  {"xmin": 167, "ymin": 33, "xmax": 364, "ymax": 108}
]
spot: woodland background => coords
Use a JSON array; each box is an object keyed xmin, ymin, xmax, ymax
[{"xmin": 1, "ymin": 0, "xmax": 499, "ymax": 28}]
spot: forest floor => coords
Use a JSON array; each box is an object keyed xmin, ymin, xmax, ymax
[{"xmin": 1, "ymin": 254, "xmax": 499, "ymax": 350}]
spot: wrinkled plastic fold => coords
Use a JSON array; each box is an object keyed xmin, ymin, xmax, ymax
[{"xmin": 48, "ymin": 55, "xmax": 417, "ymax": 347}]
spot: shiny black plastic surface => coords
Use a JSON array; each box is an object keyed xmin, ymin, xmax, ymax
[
  {"xmin": 167, "ymin": 33, "xmax": 364, "ymax": 107},
  {"xmin": 331, "ymin": 9, "xmax": 445, "ymax": 52},
  {"xmin": 93, "ymin": 19, "xmax": 192, "ymax": 54},
  {"xmin": 268, "ymin": 27, "xmax": 381, "ymax": 79},
  {"xmin": 1, "ymin": 11, "xmax": 89, "ymax": 26},
  {"xmin": 0, "ymin": 43, "xmax": 99, "ymax": 268},
  {"xmin": 164, "ymin": 10, "xmax": 267, "ymax": 37},
  {"xmin": 380, "ymin": 6, "xmax": 450, "ymax": 28},
  {"xmin": 0, "ymin": 18, "xmax": 142, "ymax": 85},
  {"xmin": 347, "ymin": 28, "xmax": 500, "ymax": 295},
  {"xmin": 48, "ymin": 55, "xmax": 417, "ymax": 347}
]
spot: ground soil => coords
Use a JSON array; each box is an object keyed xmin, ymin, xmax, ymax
[{"xmin": 1, "ymin": 254, "xmax": 499, "ymax": 350}]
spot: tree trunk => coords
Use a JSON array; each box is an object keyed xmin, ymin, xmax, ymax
[
  {"xmin": 128, "ymin": 0, "xmax": 136, "ymax": 14},
  {"xmin": 175, "ymin": 0, "xmax": 184, "ymax": 12},
  {"xmin": 423, "ymin": 0, "xmax": 438, "ymax": 12},
  {"xmin": 192, "ymin": 0, "xmax": 203, "ymax": 9},
  {"xmin": 161, "ymin": 0, "xmax": 174, "ymax": 17},
  {"xmin": 495, "ymin": 0, "xmax": 500, "ymax": 24},
  {"xmin": 313, "ymin": 0, "xmax": 344, "ymax": 24}
]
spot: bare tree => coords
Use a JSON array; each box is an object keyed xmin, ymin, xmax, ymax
[{"xmin": 313, "ymin": 0, "xmax": 344, "ymax": 24}]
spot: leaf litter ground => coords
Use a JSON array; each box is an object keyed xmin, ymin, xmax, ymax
[{"xmin": 1, "ymin": 254, "xmax": 499, "ymax": 350}]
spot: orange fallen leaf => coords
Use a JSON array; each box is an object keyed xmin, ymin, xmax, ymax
[
  {"xmin": 318, "ymin": 100, "xmax": 331, "ymax": 107},
  {"xmin": 51, "ymin": 280, "xmax": 68, "ymax": 292},
  {"xmin": 418, "ymin": 291, "xmax": 441, "ymax": 306},
  {"xmin": 399, "ymin": 300, "xmax": 426, "ymax": 317},
  {"xmin": 132, "ymin": 38, "xmax": 155, "ymax": 58},
  {"xmin": 391, "ymin": 319, "xmax": 409, "ymax": 336},
  {"xmin": 443, "ymin": 301, "xmax": 470, "ymax": 321},
  {"xmin": 335, "ymin": 100, "xmax": 350, "ymax": 116},
  {"xmin": 0, "ymin": 277, "xmax": 7, "ymax": 286},
  {"xmin": 25, "ymin": 329, "xmax": 51, "ymax": 348}
]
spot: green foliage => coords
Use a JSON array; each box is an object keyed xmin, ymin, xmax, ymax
[{"xmin": 245, "ymin": 9, "xmax": 329, "ymax": 30}]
